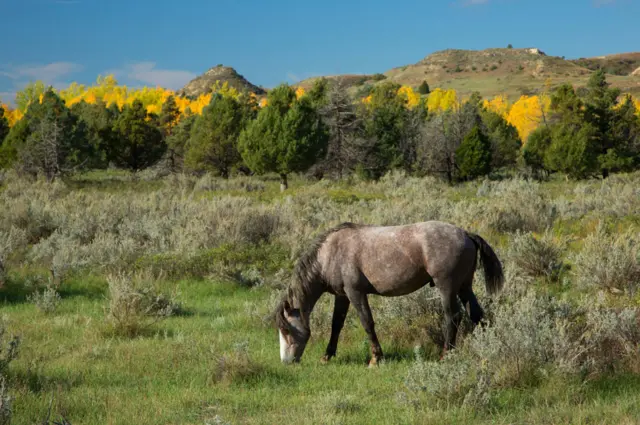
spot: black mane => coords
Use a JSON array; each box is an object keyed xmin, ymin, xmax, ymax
[{"xmin": 275, "ymin": 222, "xmax": 363, "ymax": 332}]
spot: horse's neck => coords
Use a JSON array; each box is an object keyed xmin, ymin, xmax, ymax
[{"xmin": 294, "ymin": 284, "xmax": 324, "ymax": 321}]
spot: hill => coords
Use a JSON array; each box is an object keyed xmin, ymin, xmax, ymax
[
  {"xmin": 571, "ymin": 52, "xmax": 640, "ymax": 76},
  {"xmin": 177, "ymin": 65, "xmax": 266, "ymax": 98},
  {"xmin": 296, "ymin": 47, "xmax": 640, "ymax": 101}
]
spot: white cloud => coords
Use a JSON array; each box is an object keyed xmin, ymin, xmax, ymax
[
  {"xmin": 0, "ymin": 62, "xmax": 83, "ymax": 83},
  {"xmin": 112, "ymin": 62, "xmax": 197, "ymax": 90}
]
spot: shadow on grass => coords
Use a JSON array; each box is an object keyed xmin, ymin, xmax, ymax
[
  {"xmin": 0, "ymin": 278, "xmax": 35, "ymax": 304},
  {"xmin": 334, "ymin": 345, "xmax": 419, "ymax": 366},
  {"xmin": 10, "ymin": 367, "xmax": 84, "ymax": 394}
]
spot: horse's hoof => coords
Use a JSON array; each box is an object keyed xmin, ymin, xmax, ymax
[
  {"xmin": 320, "ymin": 355, "xmax": 331, "ymax": 364},
  {"xmin": 368, "ymin": 358, "xmax": 382, "ymax": 368}
]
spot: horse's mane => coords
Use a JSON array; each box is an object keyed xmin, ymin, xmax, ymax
[{"xmin": 275, "ymin": 222, "xmax": 363, "ymax": 332}]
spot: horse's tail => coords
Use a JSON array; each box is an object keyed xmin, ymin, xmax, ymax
[{"xmin": 467, "ymin": 232, "xmax": 504, "ymax": 296}]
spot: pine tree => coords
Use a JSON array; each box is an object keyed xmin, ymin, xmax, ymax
[
  {"xmin": 159, "ymin": 95, "xmax": 180, "ymax": 137},
  {"xmin": 185, "ymin": 94, "xmax": 247, "ymax": 178},
  {"xmin": 238, "ymin": 84, "xmax": 328, "ymax": 190},
  {"xmin": 13, "ymin": 90, "xmax": 90, "ymax": 180},
  {"xmin": 418, "ymin": 80, "xmax": 430, "ymax": 95},
  {"xmin": 166, "ymin": 111, "xmax": 196, "ymax": 172},
  {"xmin": 455, "ymin": 125, "xmax": 492, "ymax": 180},
  {"xmin": 111, "ymin": 100, "xmax": 165, "ymax": 171}
]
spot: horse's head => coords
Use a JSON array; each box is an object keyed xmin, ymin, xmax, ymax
[{"xmin": 276, "ymin": 299, "xmax": 310, "ymax": 364}]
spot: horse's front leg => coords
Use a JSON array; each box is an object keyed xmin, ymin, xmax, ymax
[
  {"xmin": 346, "ymin": 290, "xmax": 383, "ymax": 367},
  {"xmin": 321, "ymin": 295, "xmax": 350, "ymax": 364}
]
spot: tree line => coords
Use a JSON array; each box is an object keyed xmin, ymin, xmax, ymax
[{"xmin": 0, "ymin": 70, "xmax": 638, "ymax": 186}]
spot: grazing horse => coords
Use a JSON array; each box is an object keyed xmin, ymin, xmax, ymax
[{"xmin": 275, "ymin": 221, "xmax": 504, "ymax": 365}]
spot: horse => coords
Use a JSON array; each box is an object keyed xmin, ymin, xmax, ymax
[{"xmin": 275, "ymin": 220, "xmax": 504, "ymax": 365}]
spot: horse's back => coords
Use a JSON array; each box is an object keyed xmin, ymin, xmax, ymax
[{"xmin": 319, "ymin": 221, "xmax": 474, "ymax": 296}]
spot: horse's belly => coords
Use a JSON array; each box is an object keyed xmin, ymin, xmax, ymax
[{"xmin": 366, "ymin": 267, "xmax": 431, "ymax": 296}]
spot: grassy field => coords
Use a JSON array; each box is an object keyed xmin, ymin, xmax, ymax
[{"xmin": 1, "ymin": 169, "xmax": 639, "ymax": 424}]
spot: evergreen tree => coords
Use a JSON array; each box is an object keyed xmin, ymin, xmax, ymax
[
  {"xmin": 543, "ymin": 84, "xmax": 600, "ymax": 178},
  {"xmin": 238, "ymin": 84, "xmax": 328, "ymax": 190},
  {"xmin": 522, "ymin": 126, "xmax": 553, "ymax": 178},
  {"xmin": 0, "ymin": 105, "xmax": 9, "ymax": 146},
  {"xmin": 481, "ymin": 109, "xmax": 522, "ymax": 168},
  {"xmin": 71, "ymin": 100, "xmax": 118, "ymax": 168},
  {"xmin": 455, "ymin": 125, "xmax": 492, "ymax": 180},
  {"xmin": 600, "ymin": 95, "xmax": 640, "ymax": 172},
  {"xmin": 159, "ymin": 95, "xmax": 180, "ymax": 137},
  {"xmin": 0, "ymin": 117, "xmax": 29, "ymax": 169},
  {"xmin": 418, "ymin": 81, "xmax": 430, "ymax": 95},
  {"xmin": 11, "ymin": 89, "xmax": 90, "ymax": 180},
  {"xmin": 583, "ymin": 70, "xmax": 624, "ymax": 177},
  {"xmin": 111, "ymin": 100, "xmax": 165, "ymax": 171},
  {"xmin": 361, "ymin": 82, "xmax": 422, "ymax": 178},
  {"xmin": 166, "ymin": 110, "xmax": 196, "ymax": 172},
  {"xmin": 184, "ymin": 94, "xmax": 247, "ymax": 178},
  {"xmin": 545, "ymin": 122, "xmax": 599, "ymax": 179}
]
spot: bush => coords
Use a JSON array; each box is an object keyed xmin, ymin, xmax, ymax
[
  {"xmin": 211, "ymin": 341, "xmax": 263, "ymax": 385},
  {"xmin": 570, "ymin": 224, "xmax": 640, "ymax": 294},
  {"xmin": 28, "ymin": 283, "xmax": 62, "ymax": 314},
  {"xmin": 506, "ymin": 231, "xmax": 566, "ymax": 283},
  {"xmin": 104, "ymin": 272, "xmax": 180, "ymax": 337},
  {"xmin": 404, "ymin": 290, "xmax": 640, "ymax": 410}
]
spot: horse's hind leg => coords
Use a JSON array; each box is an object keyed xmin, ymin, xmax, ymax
[
  {"xmin": 321, "ymin": 295, "xmax": 350, "ymax": 364},
  {"xmin": 440, "ymin": 290, "xmax": 463, "ymax": 356},
  {"xmin": 345, "ymin": 290, "xmax": 383, "ymax": 367},
  {"xmin": 458, "ymin": 287, "xmax": 484, "ymax": 328}
]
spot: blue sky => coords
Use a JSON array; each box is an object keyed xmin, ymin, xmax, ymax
[{"xmin": 1, "ymin": 0, "xmax": 638, "ymax": 104}]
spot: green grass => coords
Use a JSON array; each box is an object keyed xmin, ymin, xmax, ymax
[
  {"xmin": 2, "ymin": 275, "xmax": 640, "ymax": 425},
  {"xmin": 1, "ymin": 170, "xmax": 639, "ymax": 424}
]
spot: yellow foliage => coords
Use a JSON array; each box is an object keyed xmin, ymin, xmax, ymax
[
  {"xmin": 506, "ymin": 95, "xmax": 551, "ymax": 143},
  {"xmin": 259, "ymin": 98, "xmax": 268, "ymax": 108},
  {"xmin": 427, "ymin": 88, "xmax": 459, "ymax": 112},
  {"xmin": 397, "ymin": 86, "xmax": 420, "ymax": 109},
  {"xmin": 2, "ymin": 104, "xmax": 23, "ymax": 127},
  {"xmin": 146, "ymin": 104, "xmax": 160, "ymax": 115},
  {"xmin": 483, "ymin": 95, "xmax": 510, "ymax": 118},
  {"xmin": 295, "ymin": 87, "xmax": 306, "ymax": 99},
  {"xmin": 211, "ymin": 81, "xmax": 241, "ymax": 100}
]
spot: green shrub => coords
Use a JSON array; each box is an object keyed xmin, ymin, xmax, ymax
[
  {"xmin": 507, "ymin": 231, "xmax": 566, "ymax": 283},
  {"xmin": 570, "ymin": 224, "xmax": 640, "ymax": 294},
  {"xmin": 104, "ymin": 272, "xmax": 180, "ymax": 337},
  {"xmin": 28, "ymin": 284, "xmax": 61, "ymax": 314},
  {"xmin": 211, "ymin": 341, "xmax": 263, "ymax": 385},
  {"xmin": 404, "ymin": 291, "xmax": 640, "ymax": 410}
]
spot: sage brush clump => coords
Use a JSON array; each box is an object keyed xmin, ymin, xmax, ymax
[
  {"xmin": 506, "ymin": 230, "xmax": 566, "ymax": 283},
  {"xmin": 571, "ymin": 224, "xmax": 640, "ymax": 294},
  {"xmin": 28, "ymin": 284, "xmax": 62, "ymax": 314},
  {"xmin": 105, "ymin": 272, "xmax": 180, "ymax": 337},
  {"xmin": 404, "ymin": 290, "xmax": 640, "ymax": 409}
]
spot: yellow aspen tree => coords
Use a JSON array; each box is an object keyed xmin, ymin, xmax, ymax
[
  {"xmin": 427, "ymin": 88, "xmax": 459, "ymax": 113},
  {"xmin": 397, "ymin": 85, "xmax": 420, "ymax": 109},
  {"xmin": 506, "ymin": 95, "xmax": 550, "ymax": 143},
  {"xmin": 483, "ymin": 95, "xmax": 510, "ymax": 118}
]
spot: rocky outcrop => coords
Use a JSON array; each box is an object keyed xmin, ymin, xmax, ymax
[{"xmin": 178, "ymin": 65, "xmax": 265, "ymax": 98}]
